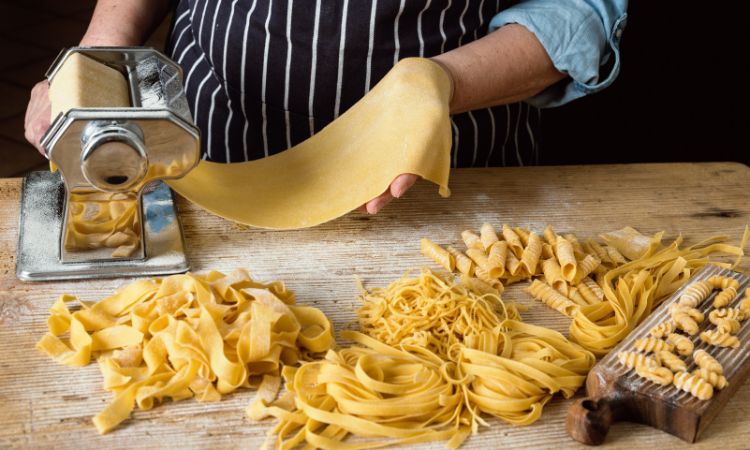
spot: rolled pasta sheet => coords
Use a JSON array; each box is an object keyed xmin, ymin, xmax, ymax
[
  {"xmin": 527, "ymin": 279, "xmax": 579, "ymax": 318},
  {"xmin": 605, "ymin": 245, "xmax": 628, "ymax": 265},
  {"xmin": 669, "ymin": 304, "xmax": 705, "ymax": 323},
  {"xmin": 583, "ymin": 239, "xmax": 611, "ymax": 265},
  {"xmin": 505, "ymin": 251, "xmax": 523, "ymax": 278},
  {"xmin": 466, "ymin": 248, "xmax": 502, "ymax": 279},
  {"xmin": 420, "ymin": 238, "xmax": 454, "ymax": 272},
  {"xmin": 520, "ymin": 232, "xmax": 543, "ymax": 275},
  {"xmin": 479, "ymin": 223, "xmax": 499, "ymax": 250},
  {"xmin": 541, "ymin": 243, "xmax": 555, "ymax": 259},
  {"xmin": 673, "ymin": 372, "xmax": 714, "ymax": 400},
  {"xmin": 448, "ymin": 246, "xmax": 474, "ymax": 276},
  {"xmin": 461, "ymin": 230, "xmax": 483, "ymax": 250},
  {"xmin": 487, "ymin": 241, "xmax": 507, "ymax": 278},
  {"xmin": 514, "ymin": 227, "xmax": 531, "ymax": 246},
  {"xmin": 460, "ymin": 274, "xmax": 502, "ymax": 296},
  {"xmin": 474, "ymin": 266, "xmax": 502, "ymax": 289},
  {"xmin": 563, "ymin": 233, "xmax": 585, "ymax": 259},
  {"xmin": 575, "ymin": 281, "xmax": 601, "ymax": 306},
  {"xmin": 581, "ymin": 277, "xmax": 605, "ymax": 301},
  {"xmin": 572, "ymin": 254, "xmax": 601, "ymax": 284},
  {"xmin": 555, "ymin": 237, "xmax": 577, "ymax": 282},
  {"xmin": 543, "ymin": 225, "xmax": 558, "ymax": 245},
  {"xmin": 502, "ymin": 224, "xmax": 524, "ymax": 257},
  {"xmin": 567, "ymin": 288, "xmax": 589, "ymax": 307},
  {"xmin": 542, "ymin": 258, "xmax": 566, "ymax": 293},
  {"xmin": 700, "ymin": 329, "xmax": 740, "ymax": 348},
  {"xmin": 666, "ymin": 333, "xmax": 694, "ymax": 356}
]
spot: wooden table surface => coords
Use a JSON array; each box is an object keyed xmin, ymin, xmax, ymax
[{"xmin": 1, "ymin": 162, "xmax": 749, "ymax": 449}]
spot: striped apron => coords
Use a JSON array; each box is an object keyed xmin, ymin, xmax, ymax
[{"xmin": 167, "ymin": 0, "xmax": 540, "ymax": 167}]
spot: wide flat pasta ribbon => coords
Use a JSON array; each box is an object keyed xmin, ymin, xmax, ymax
[{"xmin": 168, "ymin": 58, "xmax": 452, "ymax": 229}]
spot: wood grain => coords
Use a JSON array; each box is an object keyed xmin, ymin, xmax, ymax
[{"xmin": 1, "ymin": 162, "xmax": 749, "ymax": 449}]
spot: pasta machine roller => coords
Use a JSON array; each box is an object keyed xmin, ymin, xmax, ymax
[{"xmin": 16, "ymin": 47, "xmax": 200, "ymax": 281}]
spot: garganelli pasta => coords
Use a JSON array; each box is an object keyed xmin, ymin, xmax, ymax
[{"xmin": 36, "ymin": 270, "xmax": 334, "ymax": 434}]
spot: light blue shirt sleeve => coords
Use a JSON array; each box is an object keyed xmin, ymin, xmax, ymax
[{"xmin": 489, "ymin": 0, "xmax": 629, "ymax": 108}]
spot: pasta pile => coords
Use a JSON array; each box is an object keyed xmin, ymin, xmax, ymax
[
  {"xmin": 64, "ymin": 191, "xmax": 141, "ymax": 257},
  {"xmin": 252, "ymin": 269, "xmax": 595, "ymax": 449},
  {"xmin": 36, "ymin": 269, "xmax": 334, "ymax": 434},
  {"xmin": 618, "ymin": 276, "xmax": 747, "ymax": 400},
  {"xmin": 421, "ymin": 224, "xmax": 748, "ymax": 356}
]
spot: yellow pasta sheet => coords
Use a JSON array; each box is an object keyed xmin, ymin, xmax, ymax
[{"xmin": 168, "ymin": 58, "xmax": 452, "ymax": 229}]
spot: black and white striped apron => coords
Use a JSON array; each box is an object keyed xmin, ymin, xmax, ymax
[{"xmin": 167, "ymin": 0, "xmax": 540, "ymax": 168}]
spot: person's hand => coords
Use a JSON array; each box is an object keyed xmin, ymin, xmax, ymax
[
  {"xmin": 359, "ymin": 173, "xmax": 418, "ymax": 214},
  {"xmin": 24, "ymin": 80, "xmax": 52, "ymax": 156}
]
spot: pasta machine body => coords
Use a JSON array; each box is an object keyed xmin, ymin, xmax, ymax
[{"xmin": 16, "ymin": 47, "xmax": 200, "ymax": 281}]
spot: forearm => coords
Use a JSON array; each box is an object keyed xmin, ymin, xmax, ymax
[
  {"xmin": 432, "ymin": 24, "xmax": 565, "ymax": 114},
  {"xmin": 81, "ymin": 0, "xmax": 172, "ymax": 46}
]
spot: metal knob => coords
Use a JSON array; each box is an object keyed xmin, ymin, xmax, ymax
[{"xmin": 80, "ymin": 121, "xmax": 148, "ymax": 192}]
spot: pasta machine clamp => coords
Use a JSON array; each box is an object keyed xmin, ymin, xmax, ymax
[{"xmin": 16, "ymin": 47, "xmax": 201, "ymax": 281}]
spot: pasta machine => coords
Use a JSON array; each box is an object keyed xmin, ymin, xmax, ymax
[{"xmin": 16, "ymin": 47, "xmax": 200, "ymax": 281}]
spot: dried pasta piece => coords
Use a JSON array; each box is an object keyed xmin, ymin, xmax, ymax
[
  {"xmin": 700, "ymin": 329, "xmax": 740, "ymax": 348},
  {"xmin": 502, "ymin": 224, "xmax": 524, "ymax": 257},
  {"xmin": 658, "ymin": 351, "xmax": 687, "ymax": 373},
  {"xmin": 708, "ymin": 275, "xmax": 740, "ymax": 291},
  {"xmin": 692, "ymin": 368, "xmax": 728, "ymax": 389},
  {"xmin": 527, "ymin": 279, "xmax": 579, "ymax": 318},
  {"xmin": 564, "ymin": 233, "xmax": 585, "ymax": 259},
  {"xmin": 634, "ymin": 337, "xmax": 674, "ymax": 354},
  {"xmin": 649, "ymin": 321, "xmax": 676, "ymax": 339},
  {"xmin": 505, "ymin": 251, "xmax": 523, "ymax": 277},
  {"xmin": 460, "ymin": 274, "xmax": 502, "ymax": 296},
  {"xmin": 739, "ymin": 288, "xmax": 750, "ymax": 312},
  {"xmin": 420, "ymin": 238, "xmax": 454, "ymax": 272},
  {"xmin": 605, "ymin": 246, "xmax": 628, "ymax": 265},
  {"xmin": 666, "ymin": 333, "xmax": 694, "ymax": 356},
  {"xmin": 542, "ymin": 258, "xmax": 567, "ymax": 294},
  {"xmin": 474, "ymin": 266, "xmax": 502, "ymax": 289},
  {"xmin": 487, "ymin": 241, "xmax": 507, "ymax": 278},
  {"xmin": 581, "ymin": 277, "xmax": 604, "ymax": 301},
  {"xmin": 710, "ymin": 307, "xmax": 748, "ymax": 323},
  {"xmin": 636, "ymin": 365, "xmax": 673, "ymax": 386},
  {"xmin": 568, "ymin": 288, "xmax": 589, "ymax": 307},
  {"xmin": 678, "ymin": 280, "xmax": 713, "ymax": 308},
  {"xmin": 514, "ymin": 227, "xmax": 531, "ymax": 246},
  {"xmin": 715, "ymin": 317, "xmax": 741, "ymax": 334},
  {"xmin": 543, "ymin": 225, "xmax": 558, "ymax": 245},
  {"xmin": 572, "ymin": 254, "xmax": 601, "ymax": 284},
  {"xmin": 673, "ymin": 372, "xmax": 714, "ymax": 400},
  {"xmin": 673, "ymin": 312, "xmax": 700, "ymax": 336},
  {"xmin": 583, "ymin": 239, "xmax": 611, "ymax": 265},
  {"xmin": 713, "ymin": 287, "xmax": 738, "ymax": 308},
  {"xmin": 670, "ymin": 304, "xmax": 704, "ymax": 323},
  {"xmin": 617, "ymin": 351, "xmax": 658, "ymax": 370},
  {"xmin": 461, "ymin": 230, "xmax": 483, "ymax": 250},
  {"xmin": 576, "ymin": 281, "xmax": 601, "ymax": 305},
  {"xmin": 520, "ymin": 232, "xmax": 543, "ymax": 275},
  {"xmin": 479, "ymin": 223, "xmax": 500, "ymax": 250},
  {"xmin": 447, "ymin": 246, "xmax": 474, "ymax": 276},
  {"xmin": 693, "ymin": 349, "xmax": 724, "ymax": 374},
  {"xmin": 555, "ymin": 236, "xmax": 577, "ymax": 282}
]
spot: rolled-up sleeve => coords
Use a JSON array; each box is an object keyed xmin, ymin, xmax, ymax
[{"xmin": 489, "ymin": 0, "xmax": 628, "ymax": 107}]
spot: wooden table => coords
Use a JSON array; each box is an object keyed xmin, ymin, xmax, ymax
[{"xmin": 1, "ymin": 162, "xmax": 749, "ymax": 449}]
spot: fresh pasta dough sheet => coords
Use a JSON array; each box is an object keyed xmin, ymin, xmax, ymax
[{"xmin": 168, "ymin": 58, "xmax": 453, "ymax": 229}]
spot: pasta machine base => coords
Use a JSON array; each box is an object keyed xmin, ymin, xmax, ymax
[
  {"xmin": 566, "ymin": 264, "xmax": 750, "ymax": 444},
  {"xmin": 16, "ymin": 170, "xmax": 189, "ymax": 281}
]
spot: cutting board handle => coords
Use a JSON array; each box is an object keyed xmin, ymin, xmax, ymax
[{"xmin": 566, "ymin": 395, "xmax": 623, "ymax": 445}]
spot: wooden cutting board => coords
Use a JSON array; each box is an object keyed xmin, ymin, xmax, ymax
[{"xmin": 567, "ymin": 264, "xmax": 750, "ymax": 445}]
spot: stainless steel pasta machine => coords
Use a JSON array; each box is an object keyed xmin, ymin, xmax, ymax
[{"xmin": 16, "ymin": 47, "xmax": 200, "ymax": 281}]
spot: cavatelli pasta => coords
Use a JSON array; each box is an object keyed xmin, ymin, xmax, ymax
[
  {"xmin": 715, "ymin": 317, "xmax": 741, "ymax": 334},
  {"xmin": 617, "ymin": 351, "xmax": 658, "ymax": 370},
  {"xmin": 673, "ymin": 372, "xmax": 714, "ymax": 400},
  {"xmin": 658, "ymin": 351, "xmax": 687, "ymax": 373},
  {"xmin": 713, "ymin": 287, "xmax": 738, "ymax": 308},
  {"xmin": 693, "ymin": 368, "xmax": 728, "ymax": 389},
  {"xmin": 555, "ymin": 236, "xmax": 577, "ymax": 282},
  {"xmin": 708, "ymin": 275, "xmax": 740, "ymax": 291},
  {"xmin": 693, "ymin": 349, "xmax": 723, "ymax": 374},
  {"xmin": 634, "ymin": 337, "xmax": 673, "ymax": 354},
  {"xmin": 700, "ymin": 329, "xmax": 740, "ymax": 348},
  {"xmin": 487, "ymin": 241, "xmax": 507, "ymax": 278},
  {"xmin": 635, "ymin": 364, "xmax": 673, "ymax": 385},
  {"xmin": 649, "ymin": 321, "xmax": 676, "ymax": 339},
  {"xmin": 420, "ymin": 239, "xmax": 454, "ymax": 272},
  {"xmin": 710, "ymin": 308, "xmax": 748, "ymax": 323},
  {"xmin": 461, "ymin": 230, "xmax": 483, "ymax": 250},
  {"xmin": 527, "ymin": 279, "xmax": 579, "ymax": 318},
  {"xmin": 678, "ymin": 280, "xmax": 713, "ymax": 308},
  {"xmin": 520, "ymin": 232, "xmax": 543, "ymax": 275},
  {"xmin": 502, "ymin": 224, "xmax": 524, "ymax": 257},
  {"xmin": 447, "ymin": 246, "xmax": 474, "ymax": 276},
  {"xmin": 479, "ymin": 223, "xmax": 499, "ymax": 250},
  {"xmin": 666, "ymin": 333, "xmax": 694, "ymax": 356}
]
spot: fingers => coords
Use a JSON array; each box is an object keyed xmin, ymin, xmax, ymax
[
  {"xmin": 24, "ymin": 81, "xmax": 51, "ymax": 156},
  {"xmin": 360, "ymin": 173, "xmax": 420, "ymax": 215}
]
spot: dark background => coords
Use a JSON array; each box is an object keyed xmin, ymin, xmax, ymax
[{"xmin": 540, "ymin": 1, "xmax": 748, "ymax": 165}]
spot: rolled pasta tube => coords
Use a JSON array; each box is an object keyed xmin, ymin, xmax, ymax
[
  {"xmin": 543, "ymin": 225, "xmax": 557, "ymax": 245},
  {"xmin": 542, "ymin": 259, "xmax": 566, "ymax": 294},
  {"xmin": 460, "ymin": 274, "xmax": 502, "ymax": 295},
  {"xmin": 479, "ymin": 223, "xmax": 499, "ymax": 250},
  {"xmin": 461, "ymin": 230, "xmax": 483, "ymax": 250},
  {"xmin": 447, "ymin": 246, "xmax": 474, "ymax": 276},
  {"xmin": 502, "ymin": 224, "xmax": 524, "ymax": 257},
  {"xmin": 420, "ymin": 238, "xmax": 454, "ymax": 272},
  {"xmin": 575, "ymin": 281, "xmax": 601, "ymax": 305},
  {"xmin": 505, "ymin": 251, "xmax": 523, "ymax": 277},
  {"xmin": 572, "ymin": 254, "xmax": 601, "ymax": 284},
  {"xmin": 520, "ymin": 232, "xmax": 542, "ymax": 275},
  {"xmin": 555, "ymin": 237, "xmax": 577, "ymax": 282},
  {"xmin": 567, "ymin": 288, "xmax": 589, "ymax": 307},
  {"xmin": 541, "ymin": 243, "xmax": 555, "ymax": 259},
  {"xmin": 465, "ymin": 248, "xmax": 503, "ymax": 280},
  {"xmin": 514, "ymin": 227, "xmax": 530, "ymax": 246},
  {"xmin": 605, "ymin": 245, "xmax": 627, "ymax": 264},
  {"xmin": 527, "ymin": 279, "xmax": 579, "ymax": 318},
  {"xmin": 563, "ymin": 233, "xmax": 585, "ymax": 259},
  {"xmin": 581, "ymin": 277, "xmax": 604, "ymax": 300},
  {"xmin": 487, "ymin": 241, "xmax": 507, "ymax": 278}
]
